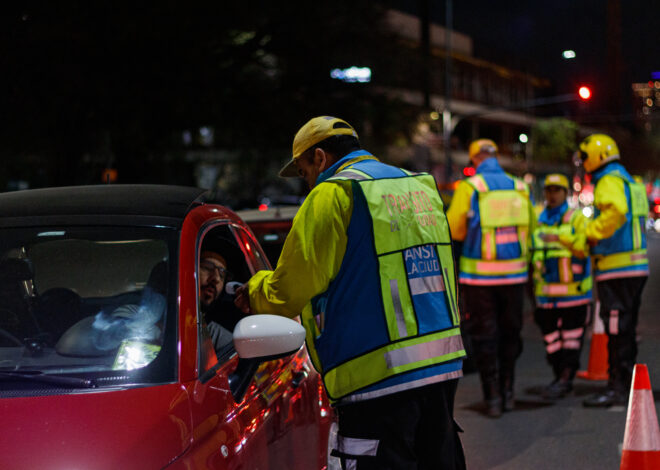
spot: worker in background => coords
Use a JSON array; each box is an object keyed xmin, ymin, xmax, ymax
[
  {"xmin": 532, "ymin": 174, "xmax": 591, "ymax": 399},
  {"xmin": 577, "ymin": 134, "xmax": 649, "ymax": 408},
  {"xmin": 447, "ymin": 138, "xmax": 535, "ymax": 418},
  {"xmin": 236, "ymin": 116, "xmax": 466, "ymax": 469}
]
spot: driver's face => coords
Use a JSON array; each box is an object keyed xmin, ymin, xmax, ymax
[{"xmin": 199, "ymin": 256, "xmax": 227, "ymax": 308}]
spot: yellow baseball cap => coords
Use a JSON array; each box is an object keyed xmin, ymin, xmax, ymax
[
  {"xmin": 543, "ymin": 173, "xmax": 569, "ymax": 190},
  {"xmin": 468, "ymin": 139, "xmax": 498, "ymax": 162},
  {"xmin": 279, "ymin": 116, "xmax": 359, "ymax": 177}
]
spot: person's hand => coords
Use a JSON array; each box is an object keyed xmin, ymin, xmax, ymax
[
  {"xmin": 538, "ymin": 233, "xmax": 559, "ymax": 243},
  {"xmin": 234, "ymin": 284, "xmax": 252, "ymax": 314}
]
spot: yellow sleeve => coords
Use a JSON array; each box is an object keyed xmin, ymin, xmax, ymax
[
  {"xmin": 526, "ymin": 189, "xmax": 536, "ymax": 256},
  {"xmin": 246, "ymin": 181, "xmax": 353, "ymax": 318},
  {"xmin": 446, "ymin": 180, "xmax": 474, "ymax": 241},
  {"xmin": 559, "ymin": 210, "xmax": 589, "ymax": 258},
  {"xmin": 586, "ymin": 175, "xmax": 628, "ymax": 243}
]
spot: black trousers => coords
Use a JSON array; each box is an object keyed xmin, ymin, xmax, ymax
[
  {"xmin": 533, "ymin": 305, "xmax": 589, "ymax": 379},
  {"xmin": 461, "ymin": 284, "xmax": 524, "ymax": 396},
  {"xmin": 597, "ymin": 276, "xmax": 647, "ymax": 392},
  {"xmin": 333, "ymin": 380, "xmax": 466, "ymax": 470}
]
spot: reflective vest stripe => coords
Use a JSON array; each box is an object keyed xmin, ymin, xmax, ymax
[
  {"xmin": 336, "ymin": 436, "xmax": 379, "ymax": 457},
  {"xmin": 468, "ymin": 175, "xmax": 488, "ymax": 192},
  {"xmin": 596, "ymin": 269, "xmax": 649, "ymax": 281},
  {"xmin": 332, "ymin": 169, "xmax": 370, "ymax": 180},
  {"xmin": 484, "ymin": 230, "xmax": 495, "ymax": 260},
  {"xmin": 547, "ymin": 342, "xmax": 562, "ymax": 354},
  {"xmin": 562, "ymin": 327, "xmax": 584, "ymax": 339},
  {"xmin": 461, "ymin": 258, "xmax": 527, "ymax": 274},
  {"xmin": 384, "ymin": 334, "xmax": 463, "ymax": 369},
  {"xmin": 632, "ymin": 218, "xmax": 642, "ymax": 250},
  {"xmin": 559, "ymin": 257, "xmax": 572, "ymax": 283},
  {"xmin": 382, "ymin": 254, "xmax": 417, "ymax": 340},
  {"xmin": 563, "ymin": 339, "xmax": 581, "ymax": 349},
  {"xmin": 443, "ymin": 267, "xmax": 460, "ymax": 326},
  {"xmin": 461, "ymin": 275, "xmax": 528, "ymax": 286},
  {"xmin": 323, "ymin": 327, "xmax": 464, "ymax": 399},
  {"xmin": 544, "ymin": 331, "xmax": 560, "ymax": 343},
  {"xmin": 595, "ymin": 249, "xmax": 648, "ymax": 272},
  {"xmin": 340, "ymin": 369, "xmax": 462, "ymax": 403},
  {"xmin": 496, "ymin": 232, "xmax": 519, "ymax": 244},
  {"xmin": 409, "ymin": 274, "xmax": 445, "ymax": 296},
  {"xmin": 554, "ymin": 298, "xmax": 591, "ymax": 308},
  {"xmin": 388, "ymin": 279, "xmax": 409, "ymax": 339},
  {"xmin": 536, "ymin": 278, "xmax": 592, "ymax": 297}
]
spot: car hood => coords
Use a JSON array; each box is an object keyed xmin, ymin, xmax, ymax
[{"xmin": 0, "ymin": 383, "xmax": 192, "ymax": 470}]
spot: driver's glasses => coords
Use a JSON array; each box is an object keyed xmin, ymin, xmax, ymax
[{"xmin": 200, "ymin": 260, "xmax": 230, "ymax": 281}]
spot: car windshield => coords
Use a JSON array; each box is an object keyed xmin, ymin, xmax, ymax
[{"xmin": 0, "ymin": 226, "xmax": 177, "ymax": 392}]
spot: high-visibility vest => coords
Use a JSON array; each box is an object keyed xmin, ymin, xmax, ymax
[
  {"xmin": 459, "ymin": 172, "xmax": 532, "ymax": 285},
  {"xmin": 532, "ymin": 206, "xmax": 592, "ymax": 309},
  {"xmin": 301, "ymin": 158, "xmax": 465, "ymax": 403},
  {"xmin": 591, "ymin": 163, "xmax": 649, "ymax": 281}
]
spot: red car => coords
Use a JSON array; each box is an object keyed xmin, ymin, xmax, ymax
[{"xmin": 0, "ymin": 185, "xmax": 334, "ymax": 469}]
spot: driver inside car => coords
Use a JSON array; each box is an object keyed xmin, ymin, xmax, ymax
[{"xmin": 199, "ymin": 248, "xmax": 234, "ymax": 357}]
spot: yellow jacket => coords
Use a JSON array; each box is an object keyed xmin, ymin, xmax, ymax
[
  {"xmin": 246, "ymin": 156, "xmax": 378, "ymax": 318},
  {"xmin": 586, "ymin": 175, "xmax": 627, "ymax": 243}
]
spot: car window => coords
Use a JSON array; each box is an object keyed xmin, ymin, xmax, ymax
[
  {"xmin": 232, "ymin": 225, "xmax": 270, "ymax": 271},
  {"xmin": 0, "ymin": 226, "xmax": 178, "ymax": 393},
  {"xmin": 197, "ymin": 223, "xmax": 253, "ymax": 376}
]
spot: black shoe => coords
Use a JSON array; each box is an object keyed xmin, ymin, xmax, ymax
[
  {"xmin": 485, "ymin": 397, "xmax": 502, "ymax": 418},
  {"xmin": 582, "ymin": 389, "xmax": 627, "ymax": 408},
  {"xmin": 543, "ymin": 380, "xmax": 572, "ymax": 400},
  {"xmin": 502, "ymin": 391, "xmax": 515, "ymax": 411}
]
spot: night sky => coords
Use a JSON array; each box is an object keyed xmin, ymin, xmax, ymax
[{"xmin": 392, "ymin": 0, "xmax": 660, "ymax": 94}]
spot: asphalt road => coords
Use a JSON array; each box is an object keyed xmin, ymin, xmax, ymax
[{"xmin": 455, "ymin": 231, "xmax": 660, "ymax": 470}]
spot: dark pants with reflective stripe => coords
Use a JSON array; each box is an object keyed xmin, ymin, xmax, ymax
[
  {"xmin": 461, "ymin": 284, "xmax": 524, "ymax": 399},
  {"xmin": 333, "ymin": 380, "xmax": 465, "ymax": 470},
  {"xmin": 533, "ymin": 305, "xmax": 589, "ymax": 380},
  {"xmin": 597, "ymin": 276, "xmax": 647, "ymax": 393}
]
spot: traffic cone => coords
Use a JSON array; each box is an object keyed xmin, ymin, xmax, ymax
[
  {"xmin": 620, "ymin": 364, "xmax": 660, "ymax": 469},
  {"xmin": 577, "ymin": 301, "xmax": 609, "ymax": 381}
]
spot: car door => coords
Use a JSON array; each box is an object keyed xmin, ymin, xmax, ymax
[{"xmin": 175, "ymin": 218, "xmax": 322, "ymax": 470}]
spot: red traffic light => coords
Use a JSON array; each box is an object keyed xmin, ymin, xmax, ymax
[
  {"xmin": 578, "ymin": 86, "xmax": 592, "ymax": 100},
  {"xmin": 463, "ymin": 166, "xmax": 476, "ymax": 177}
]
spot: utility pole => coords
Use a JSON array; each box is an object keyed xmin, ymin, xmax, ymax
[
  {"xmin": 419, "ymin": 0, "xmax": 431, "ymax": 109},
  {"xmin": 443, "ymin": 0, "xmax": 453, "ymax": 183}
]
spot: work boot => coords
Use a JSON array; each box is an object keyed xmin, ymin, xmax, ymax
[
  {"xmin": 544, "ymin": 368, "xmax": 574, "ymax": 400},
  {"xmin": 542, "ymin": 380, "xmax": 572, "ymax": 400},
  {"xmin": 582, "ymin": 389, "xmax": 627, "ymax": 407},
  {"xmin": 486, "ymin": 397, "xmax": 502, "ymax": 418},
  {"xmin": 501, "ymin": 372, "xmax": 515, "ymax": 412},
  {"xmin": 482, "ymin": 381, "xmax": 502, "ymax": 418}
]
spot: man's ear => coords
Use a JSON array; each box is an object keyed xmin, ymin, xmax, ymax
[{"xmin": 313, "ymin": 147, "xmax": 328, "ymax": 171}]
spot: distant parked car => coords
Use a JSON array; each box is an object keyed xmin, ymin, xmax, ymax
[
  {"xmin": 0, "ymin": 185, "xmax": 333, "ymax": 470},
  {"xmin": 237, "ymin": 205, "xmax": 301, "ymax": 267}
]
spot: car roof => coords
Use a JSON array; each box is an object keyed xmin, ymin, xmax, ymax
[
  {"xmin": 236, "ymin": 205, "xmax": 300, "ymax": 223},
  {"xmin": 0, "ymin": 184, "xmax": 210, "ymax": 227}
]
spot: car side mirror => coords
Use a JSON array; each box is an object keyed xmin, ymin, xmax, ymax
[{"xmin": 228, "ymin": 314, "xmax": 305, "ymax": 402}]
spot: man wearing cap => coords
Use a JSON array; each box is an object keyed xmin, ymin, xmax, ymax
[
  {"xmin": 532, "ymin": 174, "xmax": 591, "ymax": 399},
  {"xmin": 235, "ymin": 116, "xmax": 467, "ymax": 469},
  {"xmin": 446, "ymin": 138, "xmax": 535, "ymax": 418}
]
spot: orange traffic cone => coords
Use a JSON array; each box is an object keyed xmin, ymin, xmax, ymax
[
  {"xmin": 577, "ymin": 301, "xmax": 609, "ymax": 381},
  {"xmin": 620, "ymin": 364, "xmax": 660, "ymax": 469}
]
